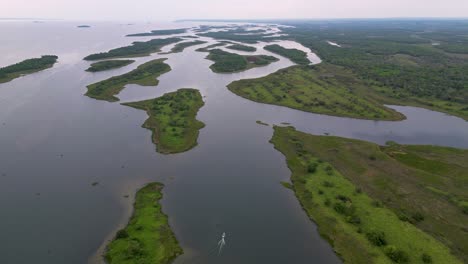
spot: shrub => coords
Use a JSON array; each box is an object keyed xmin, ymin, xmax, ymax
[
  {"xmin": 366, "ymin": 231, "xmax": 387, "ymax": 247},
  {"xmin": 384, "ymin": 245, "xmax": 409, "ymax": 263},
  {"xmin": 307, "ymin": 162, "xmax": 318, "ymax": 173},
  {"xmin": 421, "ymin": 253, "xmax": 432, "ymax": 263},
  {"xmin": 323, "ymin": 181, "xmax": 334, "ymax": 188},
  {"xmin": 411, "ymin": 212, "xmax": 425, "ymax": 222},
  {"xmin": 116, "ymin": 229, "xmax": 129, "ymax": 239}
]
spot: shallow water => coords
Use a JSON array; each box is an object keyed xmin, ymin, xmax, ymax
[{"xmin": 0, "ymin": 21, "xmax": 467, "ymax": 264}]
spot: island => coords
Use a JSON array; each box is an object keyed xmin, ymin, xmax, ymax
[
  {"xmin": 227, "ymin": 64, "xmax": 404, "ymax": 120},
  {"xmin": 77, "ymin": 25, "xmax": 90, "ymax": 28},
  {"xmin": 271, "ymin": 126, "xmax": 465, "ymax": 264},
  {"xmin": 205, "ymin": 49, "xmax": 278, "ymax": 73},
  {"xmin": 83, "ymin": 38, "xmax": 182, "ymax": 61},
  {"xmin": 226, "ymin": 44, "xmax": 257, "ymax": 52},
  {"xmin": 195, "ymin": 42, "xmax": 227, "ymax": 52},
  {"xmin": 85, "ymin": 60, "xmax": 135, "ymax": 72},
  {"xmin": 163, "ymin": 40, "xmax": 207, "ymax": 54},
  {"xmin": 85, "ymin": 58, "xmax": 170, "ymax": 102},
  {"xmin": 198, "ymin": 27, "xmax": 277, "ymax": 43},
  {"xmin": 105, "ymin": 182, "xmax": 183, "ymax": 264},
  {"xmin": 0, "ymin": 55, "xmax": 58, "ymax": 84},
  {"xmin": 122, "ymin": 89, "xmax": 205, "ymax": 154},
  {"xmin": 127, "ymin": 28, "xmax": 187, "ymax": 37},
  {"xmin": 264, "ymin": 44, "xmax": 310, "ymax": 65}
]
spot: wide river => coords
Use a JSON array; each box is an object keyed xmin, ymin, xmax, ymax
[{"xmin": 0, "ymin": 21, "xmax": 467, "ymax": 264}]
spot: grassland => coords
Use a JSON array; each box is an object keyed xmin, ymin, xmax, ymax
[
  {"xmin": 264, "ymin": 44, "xmax": 310, "ymax": 65},
  {"xmin": 83, "ymin": 38, "xmax": 182, "ymax": 61},
  {"xmin": 85, "ymin": 60, "xmax": 135, "ymax": 72},
  {"xmin": 127, "ymin": 28, "xmax": 188, "ymax": 37},
  {"xmin": 271, "ymin": 126, "xmax": 467, "ymax": 263},
  {"xmin": 0, "ymin": 55, "xmax": 58, "ymax": 84},
  {"xmin": 206, "ymin": 49, "xmax": 278, "ymax": 73},
  {"xmin": 122, "ymin": 89, "xmax": 205, "ymax": 154},
  {"xmin": 226, "ymin": 44, "xmax": 257, "ymax": 52},
  {"xmin": 164, "ymin": 40, "xmax": 207, "ymax": 53},
  {"xmin": 85, "ymin": 59, "xmax": 170, "ymax": 102},
  {"xmin": 105, "ymin": 182, "xmax": 183, "ymax": 264},
  {"xmin": 227, "ymin": 64, "xmax": 404, "ymax": 120}
]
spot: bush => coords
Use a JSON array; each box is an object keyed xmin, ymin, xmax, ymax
[
  {"xmin": 384, "ymin": 245, "xmax": 409, "ymax": 263},
  {"xmin": 323, "ymin": 181, "xmax": 334, "ymax": 188},
  {"xmin": 366, "ymin": 231, "xmax": 387, "ymax": 247},
  {"xmin": 421, "ymin": 253, "xmax": 432, "ymax": 263},
  {"xmin": 307, "ymin": 162, "xmax": 318, "ymax": 173},
  {"xmin": 116, "ymin": 229, "xmax": 129, "ymax": 239}
]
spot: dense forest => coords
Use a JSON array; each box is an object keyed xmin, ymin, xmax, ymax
[
  {"xmin": 0, "ymin": 55, "xmax": 58, "ymax": 83},
  {"xmin": 206, "ymin": 49, "xmax": 277, "ymax": 73},
  {"xmin": 264, "ymin": 44, "xmax": 310, "ymax": 65}
]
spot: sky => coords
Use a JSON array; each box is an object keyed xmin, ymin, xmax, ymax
[{"xmin": 2, "ymin": 0, "xmax": 468, "ymax": 21}]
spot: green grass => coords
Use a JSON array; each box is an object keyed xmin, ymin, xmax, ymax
[
  {"xmin": 127, "ymin": 28, "xmax": 188, "ymax": 37},
  {"xmin": 83, "ymin": 38, "xmax": 182, "ymax": 61},
  {"xmin": 206, "ymin": 49, "xmax": 278, "ymax": 73},
  {"xmin": 227, "ymin": 64, "xmax": 404, "ymax": 120},
  {"xmin": 105, "ymin": 182, "xmax": 183, "ymax": 264},
  {"xmin": 226, "ymin": 44, "xmax": 257, "ymax": 52},
  {"xmin": 85, "ymin": 59, "xmax": 171, "ymax": 102},
  {"xmin": 0, "ymin": 55, "xmax": 58, "ymax": 84},
  {"xmin": 122, "ymin": 89, "xmax": 205, "ymax": 154},
  {"xmin": 164, "ymin": 40, "xmax": 207, "ymax": 53},
  {"xmin": 271, "ymin": 126, "xmax": 465, "ymax": 264},
  {"xmin": 264, "ymin": 44, "xmax": 310, "ymax": 65},
  {"xmin": 85, "ymin": 60, "xmax": 135, "ymax": 72}
]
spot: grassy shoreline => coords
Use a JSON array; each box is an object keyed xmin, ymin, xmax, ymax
[
  {"xmin": 0, "ymin": 55, "xmax": 58, "ymax": 84},
  {"xmin": 271, "ymin": 126, "xmax": 467, "ymax": 263},
  {"xmin": 105, "ymin": 182, "xmax": 183, "ymax": 264},
  {"xmin": 85, "ymin": 58, "xmax": 171, "ymax": 102},
  {"xmin": 122, "ymin": 88, "xmax": 205, "ymax": 154}
]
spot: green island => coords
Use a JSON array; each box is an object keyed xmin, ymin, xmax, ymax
[
  {"xmin": 86, "ymin": 58, "xmax": 170, "ymax": 102},
  {"xmin": 226, "ymin": 44, "xmax": 257, "ymax": 52},
  {"xmin": 227, "ymin": 64, "xmax": 404, "ymax": 120},
  {"xmin": 122, "ymin": 89, "xmax": 205, "ymax": 154},
  {"xmin": 198, "ymin": 27, "xmax": 277, "ymax": 43},
  {"xmin": 164, "ymin": 40, "xmax": 207, "ymax": 54},
  {"xmin": 264, "ymin": 44, "xmax": 310, "ymax": 65},
  {"xmin": 195, "ymin": 42, "xmax": 227, "ymax": 52},
  {"xmin": 206, "ymin": 49, "xmax": 278, "ymax": 73},
  {"xmin": 281, "ymin": 20, "xmax": 468, "ymax": 120},
  {"xmin": 127, "ymin": 28, "xmax": 188, "ymax": 37},
  {"xmin": 83, "ymin": 38, "xmax": 182, "ymax": 61},
  {"xmin": 105, "ymin": 182, "xmax": 183, "ymax": 264},
  {"xmin": 271, "ymin": 126, "xmax": 467, "ymax": 263},
  {"xmin": 85, "ymin": 60, "xmax": 135, "ymax": 72},
  {"xmin": 0, "ymin": 55, "xmax": 58, "ymax": 84}
]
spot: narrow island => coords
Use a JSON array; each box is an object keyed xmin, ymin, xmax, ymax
[
  {"xmin": 195, "ymin": 42, "xmax": 227, "ymax": 52},
  {"xmin": 105, "ymin": 182, "xmax": 183, "ymax": 264},
  {"xmin": 127, "ymin": 28, "xmax": 187, "ymax": 37},
  {"xmin": 85, "ymin": 60, "xmax": 135, "ymax": 72},
  {"xmin": 0, "ymin": 55, "xmax": 58, "ymax": 84},
  {"xmin": 122, "ymin": 88, "xmax": 205, "ymax": 154},
  {"xmin": 271, "ymin": 126, "xmax": 467, "ymax": 263},
  {"xmin": 226, "ymin": 44, "xmax": 257, "ymax": 52},
  {"xmin": 77, "ymin": 25, "xmax": 91, "ymax": 28},
  {"xmin": 205, "ymin": 49, "xmax": 278, "ymax": 73},
  {"xmin": 83, "ymin": 38, "xmax": 182, "ymax": 61},
  {"xmin": 163, "ymin": 40, "xmax": 207, "ymax": 54},
  {"xmin": 264, "ymin": 44, "xmax": 310, "ymax": 65},
  {"xmin": 85, "ymin": 58, "xmax": 170, "ymax": 102},
  {"xmin": 227, "ymin": 64, "xmax": 404, "ymax": 120}
]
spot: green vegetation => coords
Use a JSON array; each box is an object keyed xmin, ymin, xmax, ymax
[
  {"xmin": 227, "ymin": 64, "xmax": 404, "ymax": 120},
  {"xmin": 0, "ymin": 55, "xmax": 58, "ymax": 84},
  {"xmin": 105, "ymin": 182, "xmax": 183, "ymax": 264},
  {"xmin": 83, "ymin": 38, "xmax": 182, "ymax": 61},
  {"xmin": 165, "ymin": 40, "xmax": 207, "ymax": 53},
  {"xmin": 195, "ymin": 42, "xmax": 227, "ymax": 52},
  {"xmin": 198, "ymin": 27, "xmax": 277, "ymax": 43},
  {"xmin": 127, "ymin": 28, "xmax": 187, "ymax": 37},
  {"xmin": 85, "ymin": 60, "xmax": 134, "ymax": 72},
  {"xmin": 271, "ymin": 127, "xmax": 468, "ymax": 263},
  {"xmin": 122, "ymin": 89, "xmax": 205, "ymax": 154},
  {"xmin": 226, "ymin": 44, "xmax": 257, "ymax": 52},
  {"xmin": 206, "ymin": 49, "xmax": 278, "ymax": 73},
  {"xmin": 86, "ymin": 59, "xmax": 170, "ymax": 102},
  {"xmin": 280, "ymin": 20, "xmax": 468, "ymax": 120},
  {"xmin": 264, "ymin": 44, "xmax": 310, "ymax": 65},
  {"xmin": 271, "ymin": 126, "xmax": 468, "ymax": 263}
]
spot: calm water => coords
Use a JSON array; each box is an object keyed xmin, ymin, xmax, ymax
[{"xmin": 0, "ymin": 21, "xmax": 467, "ymax": 264}]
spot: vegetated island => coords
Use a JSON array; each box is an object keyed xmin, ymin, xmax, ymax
[
  {"xmin": 85, "ymin": 58, "xmax": 170, "ymax": 102},
  {"xmin": 122, "ymin": 88, "xmax": 205, "ymax": 154},
  {"xmin": 271, "ymin": 126, "xmax": 466, "ymax": 264},
  {"xmin": 226, "ymin": 44, "xmax": 257, "ymax": 52},
  {"xmin": 83, "ymin": 38, "xmax": 182, "ymax": 61},
  {"xmin": 264, "ymin": 44, "xmax": 310, "ymax": 65},
  {"xmin": 77, "ymin": 25, "xmax": 90, "ymax": 28},
  {"xmin": 85, "ymin": 60, "xmax": 135, "ymax": 72},
  {"xmin": 0, "ymin": 55, "xmax": 58, "ymax": 84},
  {"xmin": 127, "ymin": 28, "xmax": 187, "ymax": 37},
  {"xmin": 198, "ymin": 27, "xmax": 278, "ymax": 43},
  {"xmin": 163, "ymin": 40, "xmax": 207, "ymax": 54},
  {"xmin": 227, "ymin": 64, "xmax": 404, "ymax": 120},
  {"xmin": 205, "ymin": 49, "xmax": 278, "ymax": 73},
  {"xmin": 105, "ymin": 182, "xmax": 183, "ymax": 264},
  {"xmin": 195, "ymin": 42, "xmax": 227, "ymax": 52}
]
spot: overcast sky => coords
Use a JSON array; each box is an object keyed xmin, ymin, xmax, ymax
[{"xmin": 3, "ymin": 0, "xmax": 468, "ymax": 21}]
